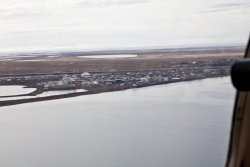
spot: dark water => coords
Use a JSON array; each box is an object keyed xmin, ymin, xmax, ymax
[{"xmin": 0, "ymin": 77, "xmax": 235, "ymax": 167}]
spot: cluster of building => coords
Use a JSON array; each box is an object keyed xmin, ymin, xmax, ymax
[
  {"xmin": 33, "ymin": 66, "xmax": 230, "ymax": 90},
  {"xmin": 0, "ymin": 57, "xmax": 237, "ymax": 91},
  {"xmin": 37, "ymin": 75, "xmax": 79, "ymax": 90}
]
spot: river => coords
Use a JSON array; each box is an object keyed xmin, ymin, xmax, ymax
[{"xmin": 0, "ymin": 77, "xmax": 235, "ymax": 167}]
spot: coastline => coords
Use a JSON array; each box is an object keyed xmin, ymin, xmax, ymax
[
  {"xmin": 0, "ymin": 75, "xmax": 229, "ymax": 107},
  {"xmin": 0, "ymin": 48, "xmax": 241, "ymax": 107}
]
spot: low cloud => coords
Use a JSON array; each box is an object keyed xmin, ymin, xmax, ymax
[
  {"xmin": 74, "ymin": 0, "xmax": 150, "ymax": 8},
  {"xmin": 199, "ymin": 2, "xmax": 250, "ymax": 13},
  {"xmin": 0, "ymin": 8, "xmax": 44, "ymax": 18},
  {"xmin": 0, "ymin": 0, "xmax": 150, "ymax": 18}
]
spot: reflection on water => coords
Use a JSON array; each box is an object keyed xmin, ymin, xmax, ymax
[
  {"xmin": 0, "ymin": 89, "xmax": 87, "ymax": 101},
  {"xmin": 0, "ymin": 77, "xmax": 235, "ymax": 167},
  {"xmin": 0, "ymin": 85, "xmax": 36, "ymax": 97}
]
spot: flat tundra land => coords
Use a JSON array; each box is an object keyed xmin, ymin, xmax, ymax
[{"xmin": 0, "ymin": 49, "xmax": 244, "ymax": 75}]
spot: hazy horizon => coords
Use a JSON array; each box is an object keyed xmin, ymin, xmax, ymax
[
  {"xmin": 0, "ymin": 0, "xmax": 250, "ymax": 52},
  {"xmin": 0, "ymin": 44, "xmax": 245, "ymax": 55}
]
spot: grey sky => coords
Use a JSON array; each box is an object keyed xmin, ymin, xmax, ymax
[{"xmin": 0, "ymin": 0, "xmax": 249, "ymax": 52}]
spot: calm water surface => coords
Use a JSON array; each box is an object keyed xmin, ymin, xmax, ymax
[
  {"xmin": 0, "ymin": 85, "xmax": 36, "ymax": 97},
  {"xmin": 0, "ymin": 77, "xmax": 235, "ymax": 167},
  {"xmin": 0, "ymin": 89, "xmax": 87, "ymax": 101}
]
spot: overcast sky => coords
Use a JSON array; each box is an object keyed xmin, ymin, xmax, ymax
[{"xmin": 0, "ymin": 0, "xmax": 250, "ymax": 52}]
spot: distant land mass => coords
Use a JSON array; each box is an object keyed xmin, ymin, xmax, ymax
[{"xmin": 0, "ymin": 45, "xmax": 245, "ymax": 57}]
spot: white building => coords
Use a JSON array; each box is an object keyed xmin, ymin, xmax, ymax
[
  {"xmin": 61, "ymin": 76, "xmax": 74, "ymax": 85},
  {"xmin": 81, "ymin": 72, "xmax": 90, "ymax": 78}
]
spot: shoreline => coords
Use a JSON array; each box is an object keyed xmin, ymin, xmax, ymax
[
  {"xmin": 0, "ymin": 75, "xmax": 228, "ymax": 107},
  {"xmin": 0, "ymin": 48, "xmax": 241, "ymax": 107}
]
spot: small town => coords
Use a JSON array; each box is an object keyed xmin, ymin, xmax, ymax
[{"xmin": 0, "ymin": 57, "xmax": 239, "ymax": 98}]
